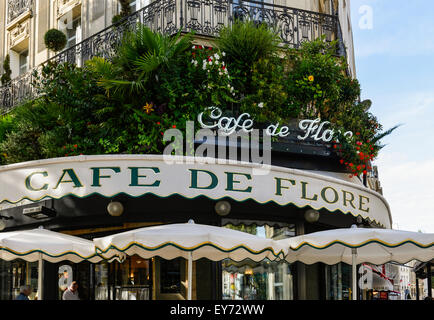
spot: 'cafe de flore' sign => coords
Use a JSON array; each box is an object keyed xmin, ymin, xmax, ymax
[{"xmin": 0, "ymin": 155, "xmax": 392, "ymax": 228}]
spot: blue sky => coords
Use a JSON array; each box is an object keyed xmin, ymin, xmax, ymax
[{"xmin": 350, "ymin": 0, "xmax": 434, "ymax": 232}]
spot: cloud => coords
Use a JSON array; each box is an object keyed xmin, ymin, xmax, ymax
[{"xmin": 374, "ymin": 153, "xmax": 434, "ymax": 233}]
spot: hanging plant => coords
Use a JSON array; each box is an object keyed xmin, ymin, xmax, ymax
[
  {"xmin": 44, "ymin": 29, "xmax": 67, "ymax": 52},
  {"xmin": 333, "ymin": 124, "xmax": 400, "ymax": 178}
]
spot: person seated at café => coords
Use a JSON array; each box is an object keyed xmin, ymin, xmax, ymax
[{"xmin": 16, "ymin": 285, "xmax": 31, "ymax": 300}]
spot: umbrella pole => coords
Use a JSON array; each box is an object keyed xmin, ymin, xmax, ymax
[
  {"xmin": 38, "ymin": 253, "xmax": 44, "ymax": 300},
  {"xmin": 187, "ymin": 252, "xmax": 193, "ymax": 300},
  {"xmin": 352, "ymin": 248, "xmax": 357, "ymax": 301}
]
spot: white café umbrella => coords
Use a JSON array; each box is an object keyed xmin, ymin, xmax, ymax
[
  {"xmin": 0, "ymin": 226, "xmax": 102, "ymax": 299},
  {"xmin": 93, "ymin": 220, "xmax": 287, "ymax": 300},
  {"xmin": 277, "ymin": 225, "xmax": 434, "ymax": 300}
]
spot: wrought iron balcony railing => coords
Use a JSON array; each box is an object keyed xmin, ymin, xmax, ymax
[{"xmin": 0, "ymin": 0, "xmax": 344, "ymax": 114}]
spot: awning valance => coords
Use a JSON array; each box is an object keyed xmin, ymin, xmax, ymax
[{"xmin": 0, "ymin": 155, "xmax": 392, "ymax": 228}]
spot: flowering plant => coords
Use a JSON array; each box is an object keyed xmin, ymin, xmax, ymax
[
  {"xmin": 189, "ymin": 45, "xmax": 236, "ymax": 107},
  {"xmin": 332, "ymin": 101, "xmax": 399, "ymax": 177}
]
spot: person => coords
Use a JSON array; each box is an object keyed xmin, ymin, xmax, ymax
[
  {"xmin": 16, "ymin": 285, "xmax": 31, "ymax": 300},
  {"xmin": 62, "ymin": 281, "xmax": 80, "ymax": 300}
]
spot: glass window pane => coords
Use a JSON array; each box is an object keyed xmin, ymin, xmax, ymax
[
  {"xmin": 114, "ymin": 256, "xmax": 151, "ymax": 300},
  {"xmin": 95, "ymin": 262, "xmax": 109, "ymax": 300},
  {"xmin": 222, "ymin": 260, "xmax": 293, "ymax": 300},
  {"xmin": 221, "ymin": 222, "xmax": 295, "ymax": 300},
  {"xmin": 160, "ymin": 258, "xmax": 181, "ymax": 294}
]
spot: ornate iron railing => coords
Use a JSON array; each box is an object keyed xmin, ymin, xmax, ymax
[
  {"xmin": 0, "ymin": 0, "xmax": 343, "ymax": 114},
  {"xmin": 7, "ymin": 0, "xmax": 33, "ymax": 24}
]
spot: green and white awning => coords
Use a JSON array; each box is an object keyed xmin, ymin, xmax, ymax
[{"xmin": 0, "ymin": 155, "xmax": 392, "ymax": 228}]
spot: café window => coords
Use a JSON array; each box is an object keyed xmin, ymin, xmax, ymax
[
  {"xmin": 325, "ymin": 263, "xmax": 352, "ymax": 300},
  {"xmin": 0, "ymin": 260, "xmax": 38, "ymax": 300},
  {"xmin": 112, "ymin": 256, "xmax": 152, "ymax": 300},
  {"xmin": 221, "ymin": 221, "xmax": 295, "ymax": 300},
  {"xmin": 160, "ymin": 258, "xmax": 181, "ymax": 294}
]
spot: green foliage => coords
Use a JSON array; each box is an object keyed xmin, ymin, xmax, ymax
[
  {"xmin": 0, "ymin": 21, "xmax": 395, "ymax": 176},
  {"xmin": 44, "ymin": 29, "xmax": 67, "ymax": 52},
  {"xmin": 1, "ymin": 54, "xmax": 12, "ymax": 85},
  {"xmin": 118, "ymin": 0, "xmax": 131, "ymax": 17},
  {"xmin": 286, "ymin": 36, "xmax": 360, "ymax": 120},
  {"xmin": 112, "ymin": 14, "xmax": 122, "ymax": 25},
  {"xmin": 93, "ymin": 25, "xmax": 193, "ymax": 100},
  {"xmin": 216, "ymin": 20, "xmax": 280, "ymax": 94}
]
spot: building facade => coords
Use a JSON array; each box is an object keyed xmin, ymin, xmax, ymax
[
  {"xmin": 0, "ymin": 0, "xmax": 357, "ymax": 112},
  {"xmin": 0, "ymin": 1, "xmax": 395, "ymax": 301}
]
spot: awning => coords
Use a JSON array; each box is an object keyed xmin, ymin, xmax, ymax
[{"xmin": 0, "ymin": 155, "xmax": 392, "ymax": 228}]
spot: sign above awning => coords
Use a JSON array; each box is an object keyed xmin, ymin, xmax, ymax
[{"xmin": 0, "ymin": 155, "xmax": 392, "ymax": 228}]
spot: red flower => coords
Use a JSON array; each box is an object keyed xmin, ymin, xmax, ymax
[
  {"xmin": 192, "ymin": 52, "xmax": 196, "ymax": 57},
  {"xmin": 363, "ymin": 170, "xmax": 367, "ymax": 174},
  {"xmin": 339, "ymin": 159, "xmax": 344, "ymax": 164},
  {"xmin": 208, "ymin": 47, "xmax": 212, "ymax": 51},
  {"xmin": 160, "ymin": 132, "xmax": 164, "ymax": 135},
  {"xmin": 349, "ymin": 163, "xmax": 353, "ymax": 167},
  {"xmin": 157, "ymin": 122, "xmax": 161, "ymax": 125},
  {"xmin": 74, "ymin": 144, "xmax": 78, "ymax": 148},
  {"xmin": 356, "ymin": 132, "xmax": 360, "ymax": 136},
  {"xmin": 172, "ymin": 125, "xmax": 176, "ymax": 128}
]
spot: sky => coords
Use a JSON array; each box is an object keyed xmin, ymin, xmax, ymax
[{"xmin": 350, "ymin": 0, "xmax": 434, "ymax": 232}]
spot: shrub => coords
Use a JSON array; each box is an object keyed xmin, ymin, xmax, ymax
[
  {"xmin": 216, "ymin": 20, "xmax": 280, "ymax": 94},
  {"xmin": 44, "ymin": 29, "xmax": 67, "ymax": 52},
  {"xmin": 1, "ymin": 54, "xmax": 12, "ymax": 85}
]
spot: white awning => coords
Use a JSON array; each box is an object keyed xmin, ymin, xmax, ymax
[{"xmin": 0, "ymin": 155, "xmax": 392, "ymax": 228}]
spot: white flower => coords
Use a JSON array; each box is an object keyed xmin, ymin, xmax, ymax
[
  {"xmin": 230, "ymin": 86, "xmax": 234, "ymax": 92},
  {"xmin": 227, "ymin": 84, "xmax": 230, "ymax": 88},
  {"xmin": 202, "ymin": 64, "xmax": 207, "ymax": 70},
  {"xmin": 214, "ymin": 53, "xmax": 220, "ymax": 60},
  {"xmin": 207, "ymin": 70, "xmax": 210, "ymax": 73},
  {"xmin": 209, "ymin": 61, "xmax": 212, "ymax": 65},
  {"xmin": 192, "ymin": 46, "xmax": 196, "ymax": 49},
  {"xmin": 258, "ymin": 102, "xmax": 264, "ymax": 108},
  {"xmin": 219, "ymin": 72, "xmax": 223, "ymax": 76},
  {"xmin": 222, "ymin": 52, "xmax": 226, "ymax": 56},
  {"xmin": 222, "ymin": 61, "xmax": 225, "ymax": 66}
]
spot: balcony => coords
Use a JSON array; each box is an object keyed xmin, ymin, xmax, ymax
[{"xmin": 0, "ymin": 0, "xmax": 344, "ymax": 114}]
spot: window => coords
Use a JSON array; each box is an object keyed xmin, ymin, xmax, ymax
[
  {"xmin": 221, "ymin": 222, "xmax": 295, "ymax": 300},
  {"xmin": 19, "ymin": 50, "xmax": 29, "ymax": 75},
  {"xmin": 112, "ymin": 256, "xmax": 152, "ymax": 300},
  {"xmin": 129, "ymin": 0, "xmax": 137, "ymax": 12},
  {"xmin": 160, "ymin": 258, "xmax": 181, "ymax": 294},
  {"xmin": 325, "ymin": 263, "xmax": 352, "ymax": 300},
  {"xmin": 66, "ymin": 18, "xmax": 81, "ymax": 48}
]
